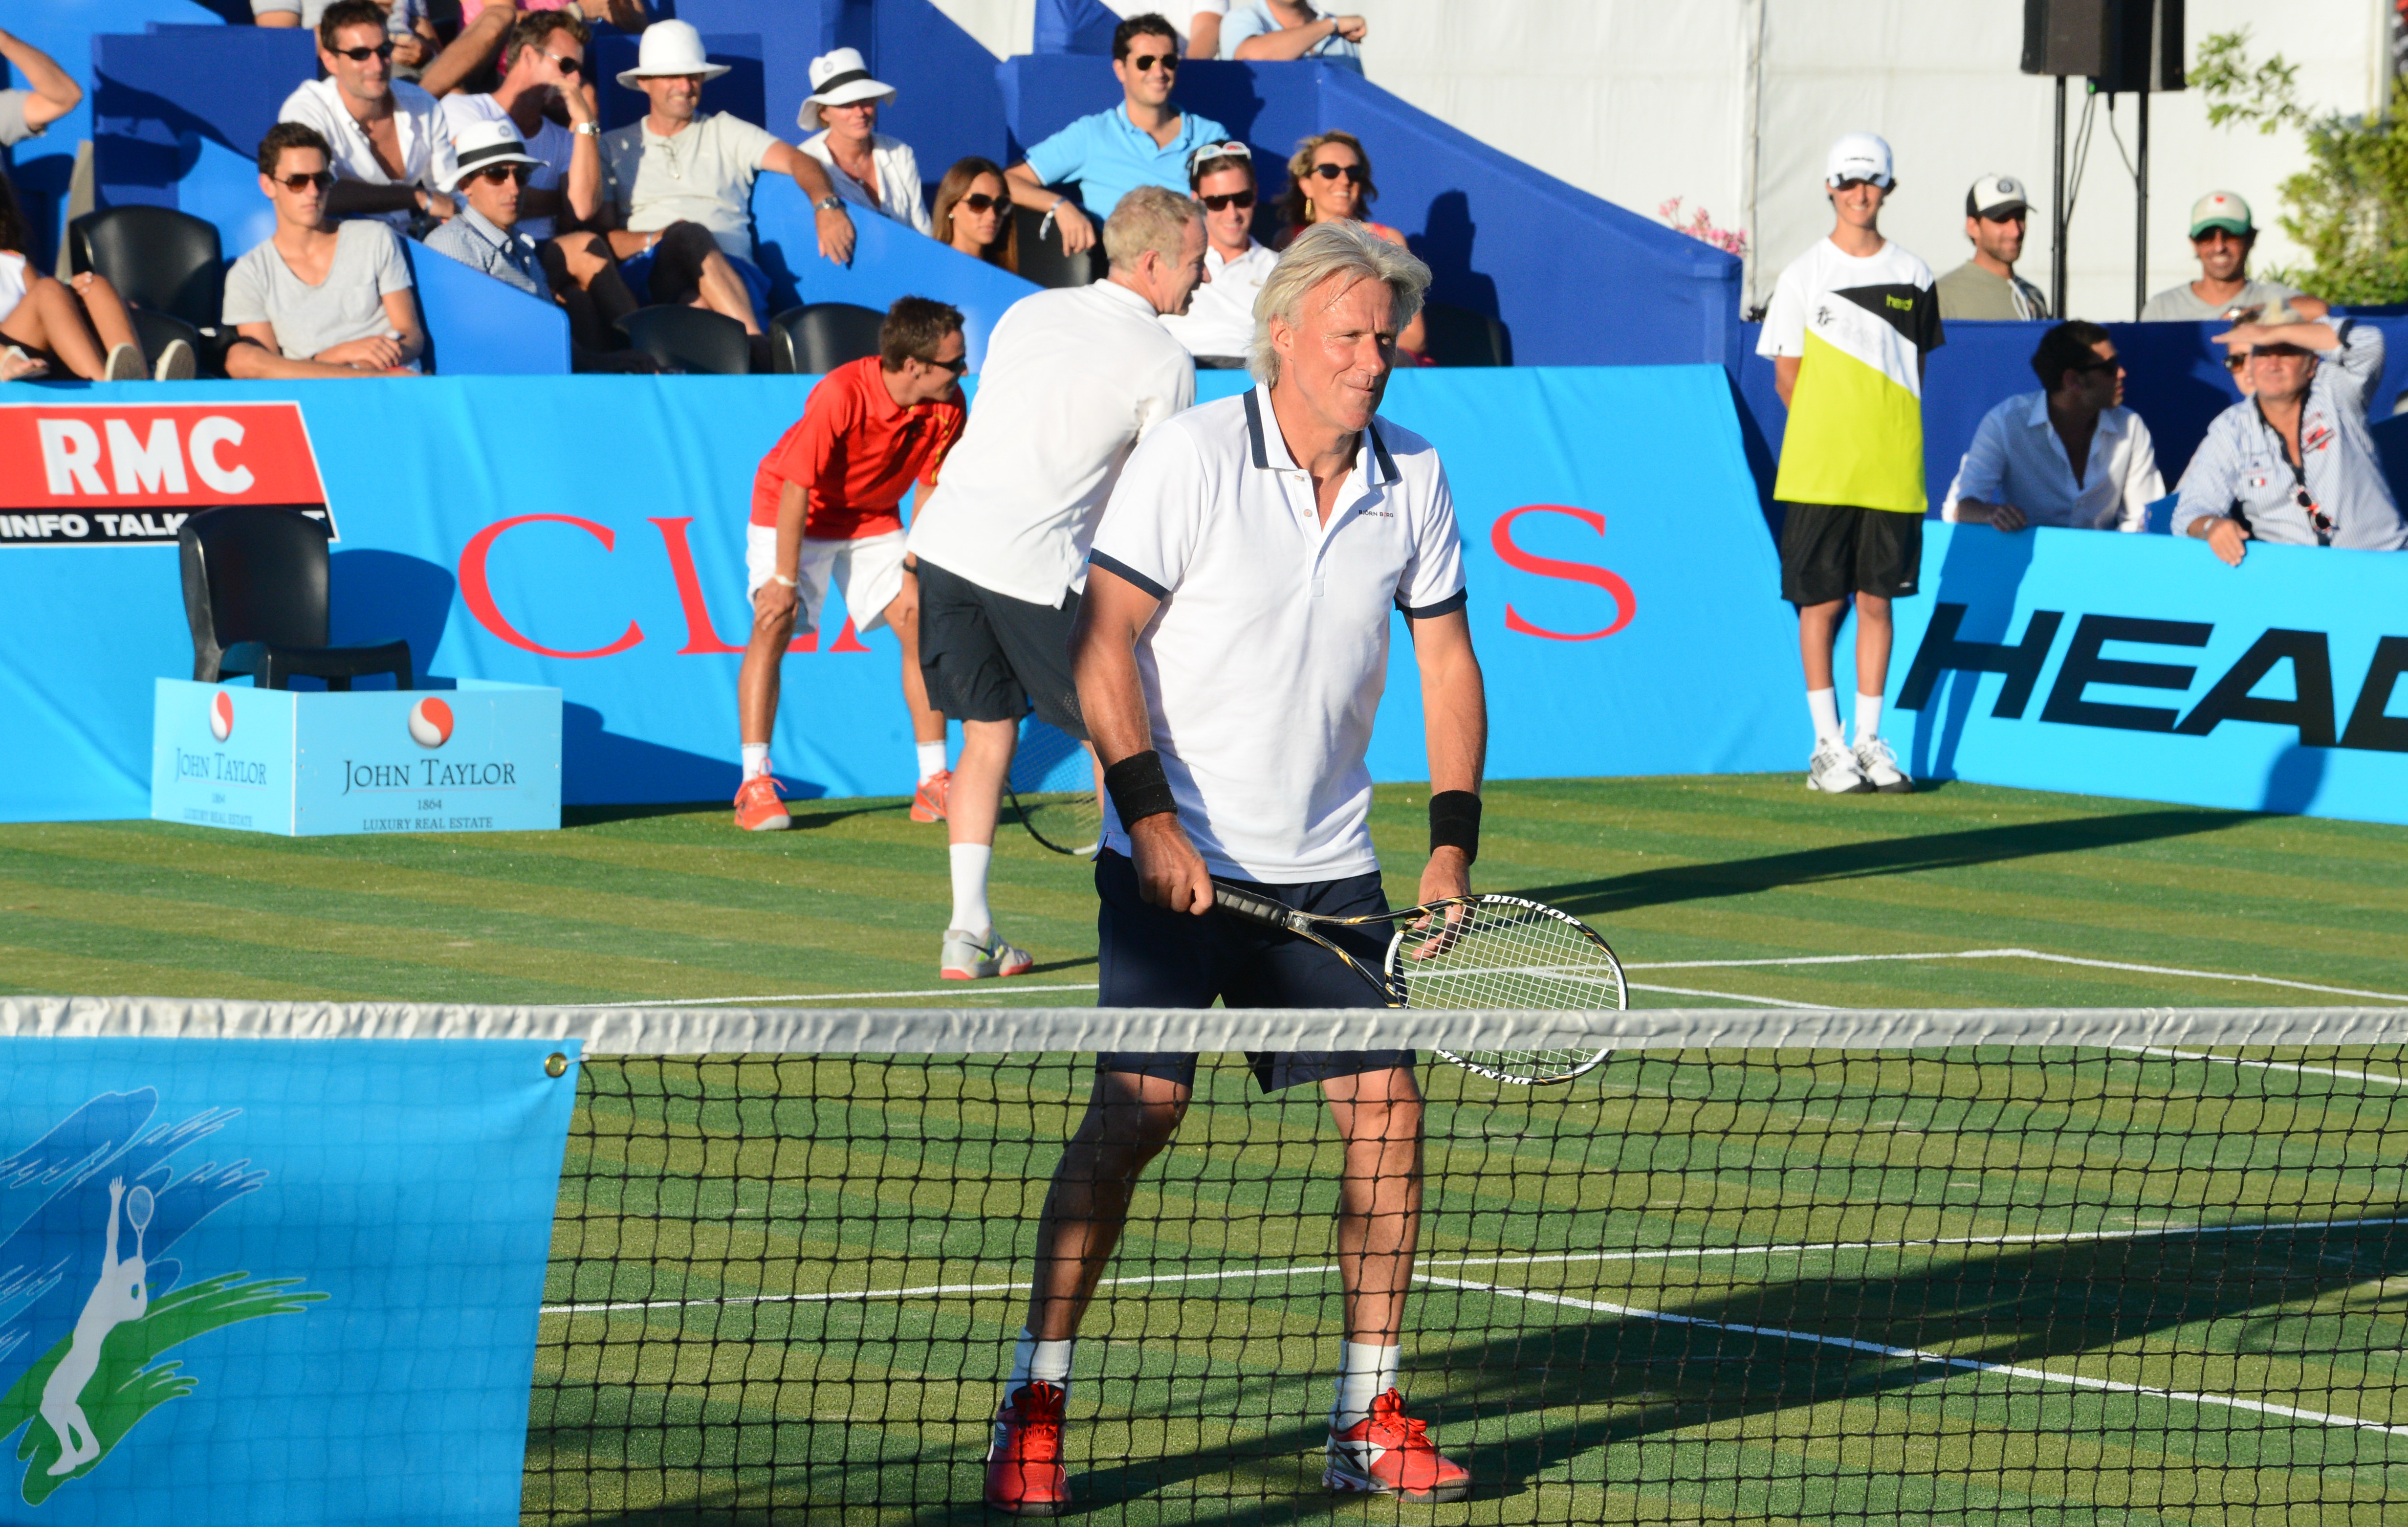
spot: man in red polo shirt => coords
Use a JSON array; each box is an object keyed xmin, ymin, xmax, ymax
[{"xmin": 735, "ymin": 296, "xmax": 970, "ymax": 831}]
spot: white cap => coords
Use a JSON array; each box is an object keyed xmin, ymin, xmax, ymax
[
  {"xmin": 798, "ymin": 47, "xmax": 897, "ymax": 132},
  {"xmin": 1966, "ymin": 174, "xmax": 2030, "ymax": 218},
  {"xmin": 1825, "ymin": 133, "xmax": 1894, "ymax": 190},
  {"xmin": 615, "ymin": 21, "xmax": 730, "ymax": 90}
]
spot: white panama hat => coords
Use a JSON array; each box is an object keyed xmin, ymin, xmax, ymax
[
  {"xmin": 448, "ymin": 119, "xmax": 543, "ymax": 189},
  {"xmin": 797, "ymin": 47, "xmax": 896, "ymax": 132},
  {"xmin": 615, "ymin": 21, "xmax": 730, "ymax": 91}
]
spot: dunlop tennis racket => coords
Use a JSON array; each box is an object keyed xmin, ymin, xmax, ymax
[
  {"xmin": 1008, "ymin": 717, "xmax": 1104, "ymax": 858},
  {"xmin": 1209, "ymin": 880, "xmax": 1624, "ymax": 1084}
]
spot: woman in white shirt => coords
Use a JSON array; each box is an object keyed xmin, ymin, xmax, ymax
[{"xmin": 796, "ymin": 47, "xmax": 931, "ymax": 237}]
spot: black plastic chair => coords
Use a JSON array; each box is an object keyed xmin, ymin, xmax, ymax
[
  {"xmin": 1419, "ymin": 301, "xmax": 1513, "ymax": 368},
  {"xmin": 1012, "ymin": 203, "xmax": 1098, "ymax": 289},
  {"xmin": 179, "ymin": 507, "xmax": 412, "ymax": 690},
  {"xmin": 769, "ymin": 302, "xmax": 885, "ymax": 375},
  {"xmin": 615, "ymin": 304, "xmax": 753, "ymax": 375},
  {"xmin": 69, "ymin": 205, "xmax": 225, "ymax": 332}
]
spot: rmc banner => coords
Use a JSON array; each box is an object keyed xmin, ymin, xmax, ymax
[
  {"xmin": 0, "ymin": 1030, "xmax": 578, "ymax": 1526},
  {"xmin": 1890, "ymin": 523, "xmax": 2408, "ymax": 823},
  {"xmin": 0, "ymin": 369, "xmax": 1800, "ymax": 822}
]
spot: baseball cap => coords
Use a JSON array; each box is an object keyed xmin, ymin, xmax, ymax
[
  {"xmin": 1825, "ymin": 133, "xmax": 1894, "ymax": 189},
  {"xmin": 1966, "ymin": 174, "xmax": 2031, "ymax": 219},
  {"xmin": 2189, "ymin": 191, "xmax": 2254, "ymax": 239}
]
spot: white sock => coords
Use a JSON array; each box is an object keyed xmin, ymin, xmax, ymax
[
  {"xmin": 1007, "ymin": 1327, "xmax": 1074, "ymax": 1399},
  {"xmin": 949, "ymin": 842, "xmax": 993, "ymax": 939},
  {"xmin": 1806, "ymin": 688, "xmax": 1843, "ymax": 746},
  {"xmin": 1331, "ymin": 1342, "xmax": 1401, "ymax": 1431},
  {"xmin": 1856, "ymin": 691, "xmax": 1884, "ymax": 744},
  {"xmin": 741, "ymin": 743, "xmax": 770, "ymax": 780},
  {"xmin": 917, "ymin": 740, "xmax": 947, "ymax": 782}
]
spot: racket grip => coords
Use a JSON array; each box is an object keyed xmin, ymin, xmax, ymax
[{"xmin": 1210, "ymin": 880, "xmax": 1305, "ymax": 931}]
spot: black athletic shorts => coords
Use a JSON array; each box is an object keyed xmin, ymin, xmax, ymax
[
  {"xmin": 1778, "ymin": 501, "xmax": 1925, "ymax": 605},
  {"xmin": 913, "ymin": 557, "xmax": 1087, "ymax": 738},
  {"xmin": 1093, "ymin": 849, "xmax": 1413, "ymax": 1093}
]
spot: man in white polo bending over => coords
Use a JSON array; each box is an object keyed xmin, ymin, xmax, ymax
[
  {"xmin": 980, "ymin": 221, "xmax": 1485, "ymax": 1515},
  {"xmin": 904, "ymin": 185, "xmax": 1207, "ymax": 981}
]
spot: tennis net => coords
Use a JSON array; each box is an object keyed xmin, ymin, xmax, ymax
[{"xmin": 524, "ymin": 1005, "xmax": 2408, "ymax": 1525}]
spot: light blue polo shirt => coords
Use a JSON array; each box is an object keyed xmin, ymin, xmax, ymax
[{"xmin": 1020, "ymin": 103, "xmax": 1232, "ymax": 217}]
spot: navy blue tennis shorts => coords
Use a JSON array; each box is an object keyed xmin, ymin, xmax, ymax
[{"xmin": 1093, "ymin": 849, "xmax": 1413, "ymax": 1093}]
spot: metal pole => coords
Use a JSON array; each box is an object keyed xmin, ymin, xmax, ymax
[
  {"xmin": 2135, "ymin": 89, "xmax": 2150, "ymax": 321},
  {"xmin": 2053, "ymin": 74, "xmax": 2068, "ymax": 320}
]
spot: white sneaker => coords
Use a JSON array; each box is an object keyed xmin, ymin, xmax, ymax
[
  {"xmin": 1806, "ymin": 737, "xmax": 1872, "ymax": 794},
  {"xmin": 104, "ymin": 342, "xmax": 145, "ymax": 382},
  {"xmin": 941, "ymin": 929, "xmax": 1033, "ymax": 981},
  {"xmin": 1854, "ymin": 734, "xmax": 1913, "ymax": 794},
  {"xmin": 153, "ymin": 337, "xmax": 197, "ymax": 381}
]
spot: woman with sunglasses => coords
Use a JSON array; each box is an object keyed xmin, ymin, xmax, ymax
[
  {"xmin": 932, "ymin": 158, "xmax": 1019, "ymax": 272},
  {"xmin": 1160, "ymin": 142, "xmax": 1272, "ymax": 368},
  {"xmin": 797, "ymin": 48, "xmax": 932, "ymax": 237},
  {"xmin": 0, "ymin": 166, "xmax": 176, "ymax": 382},
  {"xmin": 1279, "ymin": 132, "xmax": 1427, "ymax": 361},
  {"xmin": 1221, "ymin": 0, "xmax": 1368, "ymax": 69}
]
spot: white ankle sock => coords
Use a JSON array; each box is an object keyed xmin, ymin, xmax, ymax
[
  {"xmin": 1331, "ymin": 1342, "xmax": 1401, "ymax": 1431},
  {"xmin": 949, "ymin": 843, "xmax": 993, "ymax": 939},
  {"xmin": 741, "ymin": 743, "xmax": 770, "ymax": 780},
  {"xmin": 1007, "ymin": 1327, "xmax": 1074, "ymax": 1399},
  {"xmin": 917, "ymin": 740, "xmax": 947, "ymax": 782},
  {"xmin": 1806, "ymin": 688, "xmax": 1843, "ymax": 746},
  {"xmin": 1855, "ymin": 691, "xmax": 1884, "ymax": 744}
]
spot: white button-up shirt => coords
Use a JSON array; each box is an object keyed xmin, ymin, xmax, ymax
[
  {"xmin": 277, "ymin": 76, "xmax": 459, "ymax": 234},
  {"xmin": 1088, "ymin": 385, "xmax": 1468, "ymax": 883},
  {"xmin": 1160, "ymin": 238, "xmax": 1274, "ymax": 362},
  {"xmin": 907, "ymin": 280, "xmax": 1194, "ymax": 607},
  {"xmin": 800, "ymin": 130, "xmax": 931, "ymax": 236},
  {"xmin": 1943, "ymin": 390, "xmax": 2163, "ymax": 531}
]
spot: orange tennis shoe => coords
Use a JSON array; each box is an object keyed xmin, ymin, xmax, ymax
[
  {"xmin": 1324, "ymin": 1388, "xmax": 1471, "ymax": 1503},
  {"xmin": 911, "ymin": 768, "xmax": 952, "ymax": 823},
  {"xmin": 732, "ymin": 775, "xmax": 790, "ymax": 832},
  {"xmin": 983, "ymin": 1381, "xmax": 1069, "ymax": 1516}
]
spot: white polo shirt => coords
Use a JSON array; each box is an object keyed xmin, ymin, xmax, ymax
[
  {"xmin": 907, "ymin": 280, "xmax": 1194, "ymax": 606},
  {"xmin": 277, "ymin": 77, "xmax": 459, "ymax": 234},
  {"xmin": 1160, "ymin": 238, "xmax": 1274, "ymax": 361},
  {"xmin": 1088, "ymin": 385, "xmax": 1467, "ymax": 883}
]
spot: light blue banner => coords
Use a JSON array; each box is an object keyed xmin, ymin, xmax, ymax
[
  {"xmin": 1890, "ymin": 523, "xmax": 2408, "ymax": 821},
  {"xmin": 0, "ymin": 1038, "xmax": 578, "ymax": 1526}
]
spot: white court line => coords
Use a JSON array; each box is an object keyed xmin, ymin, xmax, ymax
[
  {"xmin": 543, "ymin": 1260, "xmax": 1336, "ymax": 1315},
  {"xmin": 1628, "ymin": 982, "xmax": 1825, "ymax": 1010},
  {"xmin": 2112, "ymin": 1045, "xmax": 2408, "ymax": 1088},
  {"xmin": 550, "ymin": 983, "xmax": 1100, "ymax": 1009},
  {"xmin": 1627, "ymin": 948, "xmax": 2408, "ymax": 1005},
  {"xmin": 1415, "ymin": 1273, "xmax": 2408, "ymax": 1439}
]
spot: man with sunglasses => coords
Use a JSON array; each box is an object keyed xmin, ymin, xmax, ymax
[
  {"xmin": 2143, "ymin": 194, "xmax": 2325, "ymax": 324},
  {"xmin": 423, "ymin": 121, "xmax": 551, "ymax": 301},
  {"xmin": 2173, "ymin": 299, "xmax": 2404, "ymax": 564},
  {"xmin": 1936, "ymin": 175, "xmax": 2048, "ymax": 322},
  {"xmin": 224, "ymin": 122, "xmax": 423, "ymax": 379},
  {"xmin": 439, "ymin": 10, "xmax": 600, "ymax": 246},
  {"xmin": 275, "ymin": 0, "xmax": 458, "ymax": 234},
  {"xmin": 1160, "ymin": 141, "xmax": 1271, "ymax": 367},
  {"xmin": 1003, "ymin": 13, "xmax": 1228, "ymax": 257},
  {"xmin": 1944, "ymin": 321, "xmax": 2160, "ymax": 533}
]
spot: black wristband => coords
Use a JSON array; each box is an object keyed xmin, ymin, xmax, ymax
[
  {"xmin": 1105, "ymin": 749, "xmax": 1178, "ymax": 827},
  {"xmin": 1429, "ymin": 790, "xmax": 1481, "ymax": 863}
]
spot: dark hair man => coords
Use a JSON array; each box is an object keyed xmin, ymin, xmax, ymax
[
  {"xmin": 982, "ymin": 221, "xmax": 1478, "ymax": 1517},
  {"xmin": 274, "ymin": 0, "xmax": 459, "ymax": 232},
  {"xmin": 1756, "ymin": 132, "xmax": 1940, "ymax": 797},
  {"xmin": 223, "ymin": 122, "xmax": 423, "ymax": 379},
  {"xmin": 1934, "ymin": 175, "xmax": 2048, "ymax": 321},
  {"xmin": 2174, "ymin": 301, "xmax": 2404, "ymax": 563},
  {"xmin": 904, "ymin": 186, "xmax": 1208, "ymax": 982},
  {"xmin": 438, "ymin": 11, "xmax": 599, "ymax": 247},
  {"xmin": 1000, "ymin": 14, "xmax": 1230, "ymax": 257},
  {"xmin": 2142, "ymin": 193, "xmax": 2328, "ymax": 323},
  {"xmin": 1160, "ymin": 140, "xmax": 1271, "ymax": 367},
  {"xmin": 1945, "ymin": 321, "xmax": 2162, "ymax": 532},
  {"xmin": 735, "ymin": 297, "xmax": 970, "ymax": 833}
]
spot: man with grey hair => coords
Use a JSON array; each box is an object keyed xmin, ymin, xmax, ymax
[
  {"xmin": 905, "ymin": 184, "xmax": 1208, "ymax": 987},
  {"xmin": 979, "ymin": 221, "xmax": 1481, "ymax": 1515}
]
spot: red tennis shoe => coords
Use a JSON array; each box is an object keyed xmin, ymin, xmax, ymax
[
  {"xmin": 1324, "ymin": 1388, "xmax": 1471, "ymax": 1503},
  {"xmin": 732, "ymin": 775, "xmax": 789, "ymax": 832},
  {"xmin": 911, "ymin": 768, "xmax": 952, "ymax": 823},
  {"xmin": 983, "ymin": 1381, "xmax": 1069, "ymax": 1516}
]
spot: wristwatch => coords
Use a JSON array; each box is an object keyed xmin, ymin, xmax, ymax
[
  {"xmin": 816, "ymin": 196, "xmax": 844, "ymax": 213},
  {"xmin": 572, "ymin": 121, "xmax": 601, "ymax": 137}
]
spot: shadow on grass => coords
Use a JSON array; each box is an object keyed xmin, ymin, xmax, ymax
[{"xmin": 560, "ymin": 800, "xmax": 904, "ymax": 832}]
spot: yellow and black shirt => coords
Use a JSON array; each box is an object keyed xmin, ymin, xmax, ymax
[{"xmin": 1757, "ymin": 238, "xmax": 1943, "ymax": 514}]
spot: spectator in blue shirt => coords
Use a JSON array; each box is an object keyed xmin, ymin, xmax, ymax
[
  {"xmin": 1222, "ymin": 1, "xmax": 1367, "ymax": 70},
  {"xmin": 1003, "ymin": 13, "xmax": 1228, "ymax": 257}
]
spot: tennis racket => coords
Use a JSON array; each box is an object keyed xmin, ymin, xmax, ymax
[
  {"xmin": 1009, "ymin": 717, "xmax": 1103, "ymax": 858},
  {"xmin": 1209, "ymin": 879, "xmax": 1624, "ymax": 1084}
]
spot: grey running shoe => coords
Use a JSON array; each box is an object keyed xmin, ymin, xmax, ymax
[
  {"xmin": 1854, "ymin": 734, "xmax": 1913, "ymax": 793},
  {"xmin": 1806, "ymin": 737, "xmax": 1872, "ymax": 794},
  {"xmin": 941, "ymin": 929, "xmax": 1033, "ymax": 980},
  {"xmin": 104, "ymin": 342, "xmax": 145, "ymax": 382},
  {"xmin": 154, "ymin": 337, "xmax": 197, "ymax": 381}
]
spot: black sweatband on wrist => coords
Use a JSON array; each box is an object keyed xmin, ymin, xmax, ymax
[
  {"xmin": 1428, "ymin": 790, "xmax": 1481, "ymax": 862},
  {"xmin": 1105, "ymin": 749, "xmax": 1178, "ymax": 827}
]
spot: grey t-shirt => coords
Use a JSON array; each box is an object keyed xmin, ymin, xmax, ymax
[
  {"xmin": 222, "ymin": 220, "xmax": 415, "ymax": 362},
  {"xmin": 2140, "ymin": 276, "xmax": 2305, "ymax": 323},
  {"xmin": 1935, "ymin": 261, "xmax": 2049, "ymax": 321},
  {"xmin": 0, "ymin": 90, "xmax": 39, "ymax": 149}
]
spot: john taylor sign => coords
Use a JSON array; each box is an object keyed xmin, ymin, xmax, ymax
[{"xmin": 0, "ymin": 402, "xmax": 337, "ymax": 546}]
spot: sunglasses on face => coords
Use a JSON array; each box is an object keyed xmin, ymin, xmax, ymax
[
  {"xmin": 473, "ymin": 164, "xmax": 533, "ymax": 185},
  {"xmin": 1980, "ymin": 210, "xmax": 2027, "ymax": 224},
  {"xmin": 958, "ymin": 192, "xmax": 1008, "ymax": 213},
  {"xmin": 1199, "ymin": 189, "xmax": 1256, "ymax": 212},
  {"xmin": 1127, "ymin": 52, "xmax": 1178, "ymax": 72},
  {"xmin": 930, "ymin": 354, "xmax": 970, "ymax": 376},
  {"xmin": 2225, "ymin": 353, "xmax": 2248, "ymax": 371},
  {"xmin": 1311, "ymin": 160, "xmax": 1366, "ymax": 183},
  {"xmin": 543, "ymin": 49, "xmax": 583, "ymax": 75},
  {"xmin": 329, "ymin": 41, "xmax": 395, "ymax": 62},
  {"xmin": 274, "ymin": 170, "xmax": 335, "ymax": 192}
]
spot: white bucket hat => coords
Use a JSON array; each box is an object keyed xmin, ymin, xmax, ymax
[
  {"xmin": 797, "ymin": 47, "xmax": 896, "ymax": 131},
  {"xmin": 615, "ymin": 20, "xmax": 730, "ymax": 90}
]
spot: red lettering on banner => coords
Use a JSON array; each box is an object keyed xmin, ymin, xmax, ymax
[
  {"xmin": 459, "ymin": 514, "xmax": 644, "ymax": 659},
  {"xmin": 648, "ymin": 517, "xmax": 746, "ymax": 654},
  {"xmin": 830, "ymin": 617, "xmax": 871, "ymax": 653},
  {"xmin": 1490, "ymin": 505, "xmax": 1635, "ymax": 642}
]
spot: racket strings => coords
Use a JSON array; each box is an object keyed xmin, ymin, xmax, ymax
[{"xmin": 1393, "ymin": 900, "xmax": 1624, "ymax": 1078}]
